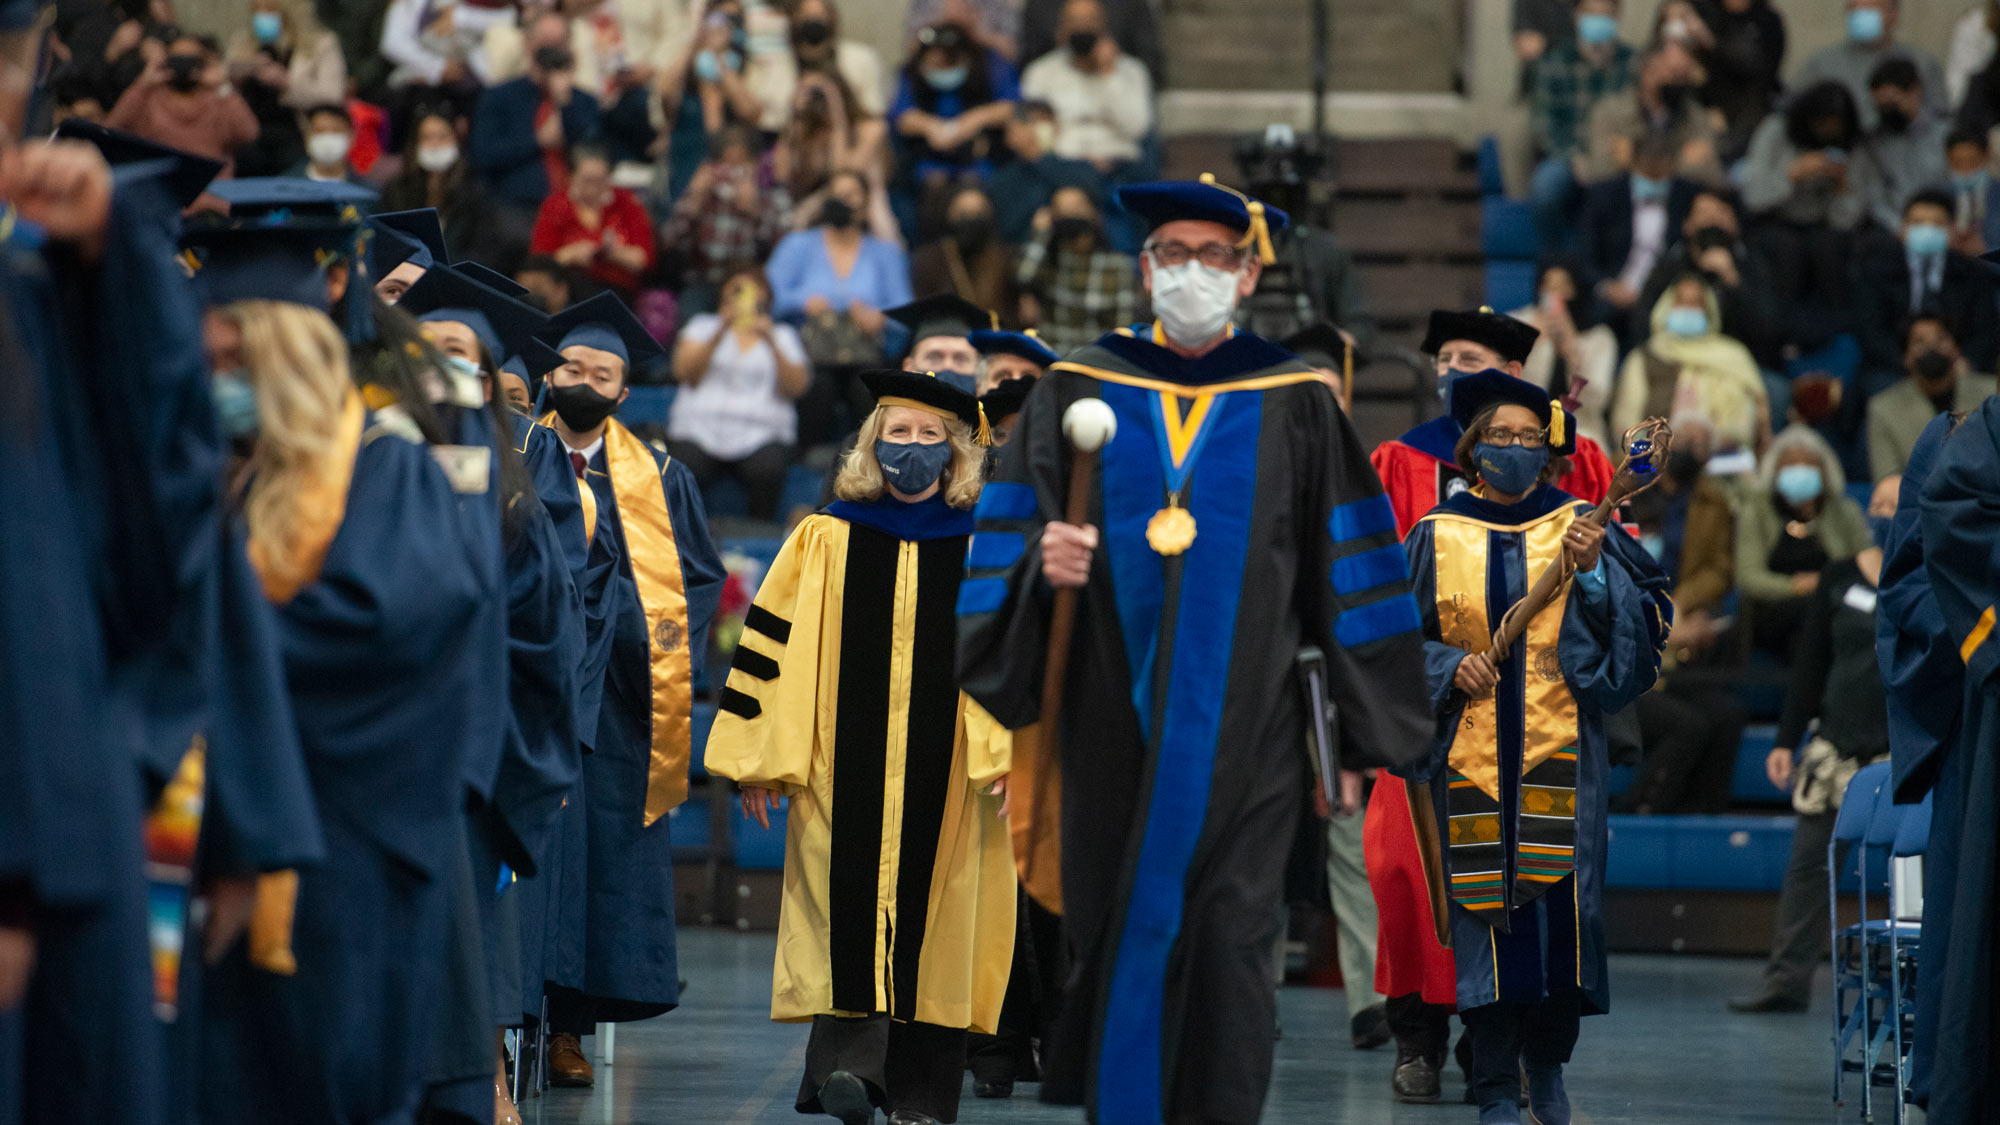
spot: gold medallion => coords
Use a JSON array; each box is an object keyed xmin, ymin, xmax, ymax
[{"xmin": 1146, "ymin": 505, "xmax": 1198, "ymax": 556}]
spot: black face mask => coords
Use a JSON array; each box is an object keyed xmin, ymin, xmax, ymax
[
  {"xmin": 1068, "ymin": 30, "xmax": 1099, "ymax": 57},
  {"xmin": 1913, "ymin": 349, "xmax": 1956, "ymax": 385},
  {"xmin": 820, "ymin": 198, "xmax": 857, "ymax": 228},
  {"xmin": 795, "ymin": 18, "xmax": 832, "ymax": 46},
  {"xmin": 1665, "ymin": 447, "xmax": 1705, "ymax": 487},
  {"xmin": 1658, "ymin": 81, "xmax": 1696, "ymax": 105},
  {"xmin": 1876, "ymin": 104, "xmax": 1911, "ymax": 133},
  {"xmin": 949, "ymin": 215, "xmax": 994, "ymax": 252},
  {"xmin": 1052, "ymin": 216, "xmax": 1096, "ymax": 246},
  {"xmin": 548, "ymin": 381, "xmax": 620, "ymax": 432},
  {"xmin": 1689, "ymin": 225, "xmax": 1735, "ymax": 253},
  {"xmin": 166, "ymin": 55, "xmax": 203, "ymax": 91},
  {"xmin": 533, "ymin": 45, "xmax": 575, "ymax": 72}
]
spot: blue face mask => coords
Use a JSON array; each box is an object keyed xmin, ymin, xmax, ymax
[
  {"xmin": 1868, "ymin": 514, "xmax": 1895, "ymax": 550},
  {"xmin": 1953, "ymin": 169, "xmax": 1988, "ymax": 195},
  {"xmin": 1472, "ymin": 442, "xmax": 1549, "ymax": 496},
  {"xmin": 252, "ymin": 11, "xmax": 282, "ymax": 44},
  {"xmin": 925, "ymin": 65, "xmax": 969, "ymax": 91},
  {"xmin": 1776, "ymin": 463, "xmax": 1824, "ymax": 505},
  {"xmin": 1847, "ymin": 6, "xmax": 1885, "ymax": 45},
  {"xmin": 875, "ymin": 438, "xmax": 954, "ymax": 494},
  {"xmin": 1576, "ymin": 13, "xmax": 1619, "ymax": 46},
  {"xmin": 1640, "ymin": 532, "xmax": 1667, "ymax": 561},
  {"xmin": 694, "ymin": 50, "xmax": 722, "ymax": 82},
  {"xmin": 212, "ymin": 370, "xmax": 260, "ymax": 438},
  {"xmin": 1905, "ymin": 222, "xmax": 1949, "ymax": 258},
  {"xmin": 1631, "ymin": 173, "xmax": 1669, "ymax": 202},
  {"xmin": 1664, "ymin": 306, "xmax": 1709, "ymax": 337}
]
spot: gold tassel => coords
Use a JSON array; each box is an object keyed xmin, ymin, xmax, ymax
[
  {"xmin": 1547, "ymin": 398, "xmax": 1566, "ymax": 448},
  {"xmin": 974, "ymin": 403, "xmax": 993, "ymax": 447},
  {"xmin": 1199, "ymin": 172, "xmax": 1278, "ymax": 265},
  {"xmin": 248, "ymin": 870, "xmax": 300, "ymax": 976},
  {"xmin": 360, "ymin": 383, "xmax": 399, "ymax": 411}
]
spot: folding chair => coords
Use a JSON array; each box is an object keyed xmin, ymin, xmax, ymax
[
  {"xmin": 1856, "ymin": 782, "xmax": 1908, "ymax": 1122},
  {"xmin": 1885, "ymin": 792, "xmax": 1934, "ymax": 1119},
  {"xmin": 1829, "ymin": 761, "xmax": 1890, "ymax": 1111}
]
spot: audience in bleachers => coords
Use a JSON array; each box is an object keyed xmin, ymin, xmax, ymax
[
  {"xmin": 1512, "ymin": 259, "xmax": 1618, "ymax": 450},
  {"xmin": 1529, "ymin": 0, "xmax": 1638, "ymax": 250},
  {"xmin": 909, "ymin": 182, "xmax": 1021, "ymax": 323},
  {"xmin": 1867, "ymin": 315, "xmax": 1997, "ymax": 484},
  {"xmin": 106, "ymin": 32, "xmax": 259, "ymax": 176},
  {"xmin": 1737, "ymin": 426, "xmax": 1870, "ymax": 660},
  {"xmin": 1580, "ymin": 37, "xmax": 1718, "ymax": 184},
  {"xmin": 1851, "ymin": 189, "xmax": 1999, "ymax": 389},
  {"xmin": 1014, "ymin": 183, "xmax": 1139, "ymax": 352},
  {"xmin": 531, "ymin": 142, "xmax": 659, "ymax": 299},
  {"xmin": 1692, "ymin": 0, "xmax": 1787, "ymax": 163},
  {"xmin": 1794, "ymin": 0, "xmax": 1946, "ymax": 132},
  {"xmin": 1614, "ymin": 273, "xmax": 1769, "ymax": 454},
  {"xmin": 1636, "ymin": 185, "xmax": 1783, "ymax": 372},
  {"xmin": 669, "ymin": 271, "xmax": 811, "ymax": 522},
  {"xmin": 469, "ymin": 13, "xmax": 602, "ymax": 260},
  {"xmin": 1579, "ymin": 131, "xmax": 1695, "ymax": 350},
  {"xmin": 224, "ymin": 0, "xmax": 347, "ymax": 178},
  {"xmin": 380, "ymin": 106, "xmax": 491, "ymax": 261},
  {"xmin": 891, "ymin": 21, "xmax": 1019, "ymax": 189},
  {"xmin": 1019, "ymin": 0, "xmax": 1152, "ymax": 173}
]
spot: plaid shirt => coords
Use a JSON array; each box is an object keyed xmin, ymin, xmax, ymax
[
  {"xmin": 662, "ymin": 168, "xmax": 793, "ymax": 289},
  {"xmin": 1531, "ymin": 42, "xmax": 1635, "ymax": 158},
  {"xmin": 1016, "ymin": 235, "xmax": 1141, "ymax": 354}
]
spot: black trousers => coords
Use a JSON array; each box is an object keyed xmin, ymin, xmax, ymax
[
  {"xmin": 1631, "ymin": 671, "xmax": 1746, "ymax": 814},
  {"xmin": 667, "ymin": 439, "xmax": 796, "ymax": 521},
  {"xmin": 1760, "ymin": 809, "xmax": 1844, "ymax": 1000},
  {"xmin": 966, "ymin": 892, "xmax": 1067, "ymax": 1084},
  {"xmin": 1459, "ymin": 991, "xmax": 1583, "ymax": 1110},
  {"xmin": 1385, "ymin": 993, "xmax": 1451, "ymax": 1062},
  {"xmin": 799, "ymin": 1015, "xmax": 968, "ymax": 1122}
]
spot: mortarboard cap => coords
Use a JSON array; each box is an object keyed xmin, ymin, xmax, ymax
[
  {"xmin": 510, "ymin": 337, "xmax": 567, "ymax": 381},
  {"xmin": 1282, "ymin": 321, "xmax": 1352, "ymax": 372},
  {"xmin": 0, "ymin": 0, "xmax": 43, "ymax": 31},
  {"xmin": 968, "ymin": 328, "xmax": 1060, "ymax": 367},
  {"xmin": 209, "ymin": 176, "xmax": 377, "ymax": 219},
  {"xmin": 535, "ymin": 291, "xmax": 664, "ymax": 375},
  {"xmin": 368, "ymin": 224, "xmax": 423, "ymax": 280},
  {"xmin": 452, "ymin": 260, "xmax": 530, "ymax": 299},
  {"xmin": 370, "ymin": 208, "xmax": 449, "ymax": 268},
  {"xmin": 398, "ymin": 263, "xmax": 545, "ymax": 364},
  {"xmin": 1446, "ymin": 369, "xmax": 1577, "ymax": 457},
  {"xmin": 862, "ymin": 368, "xmax": 988, "ymax": 441},
  {"xmin": 886, "ymin": 293, "xmax": 997, "ymax": 347},
  {"xmin": 53, "ymin": 120, "xmax": 221, "ymax": 209},
  {"xmin": 181, "ymin": 223, "xmax": 353, "ymax": 312},
  {"xmin": 1113, "ymin": 173, "xmax": 1291, "ymax": 264},
  {"xmin": 1421, "ymin": 307, "xmax": 1540, "ymax": 365},
  {"xmin": 977, "ymin": 374, "xmax": 1037, "ymax": 424}
]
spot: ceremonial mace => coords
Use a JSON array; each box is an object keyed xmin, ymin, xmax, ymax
[
  {"xmin": 1489, "ymin": 417, "xmax": 1674, "ymax": 658},
  {"xmin": 1036, "ymin": 399, "xmax": 1118, "ymax": 816}
]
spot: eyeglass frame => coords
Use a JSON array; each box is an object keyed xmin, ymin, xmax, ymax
[
  {"xmin": 1478, "ymin": 425, "xmax": 1549, "ymax": 449},
  {"xmin": 1143, "ymin": 240, "xmax": 1250, "ymax": 271}
]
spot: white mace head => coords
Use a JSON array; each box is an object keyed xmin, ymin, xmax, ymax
[{"xmin": 1062, "ymin": 398, "xmax": 1117, "ymax": 454}]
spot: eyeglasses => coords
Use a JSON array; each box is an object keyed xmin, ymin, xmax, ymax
[
  {"xmin": 1480, "ymin": 426, "xmax": 1547, "ymax": 449},
  {"xmin": 1146, "ymin": 241, "xmax": 1247, "ymax": 270}
]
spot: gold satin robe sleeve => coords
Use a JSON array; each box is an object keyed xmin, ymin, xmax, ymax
[{"xmin": 705, "ymin": 513, "xmax": 1018, "ymax": 1033}]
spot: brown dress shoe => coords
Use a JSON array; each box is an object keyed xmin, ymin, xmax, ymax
[{"xmin": 549, "ymin": 1033, "xmax": 595, "ymax": 1087}]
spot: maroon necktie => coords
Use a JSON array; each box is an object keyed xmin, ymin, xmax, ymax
[{"xmin": 571, "ymin": 451, "xmax": 587, "ymax": 479}]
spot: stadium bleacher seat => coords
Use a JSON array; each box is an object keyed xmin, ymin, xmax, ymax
[
  {"xmin": 1481, "ymin": 197, "xmax": 1538, "ymax": 260},
  {"xmin": 1731, "ymin": 724, "xmax": 1787, "ymax": 804},
  {"xmin": 1483, "ymin": 260, "xmax": 1537, "ymax": 314},
  {"xmin": 1606, "ymin": 814, "xmax": 1794, "ymax": 892},
  {"xmin": 1476, "ymin": 134, "xmax": 1506, "ymax": 197},
  {"xmin": 704, "ymin": 477, "xmax": 749, "ymax": 519},
  {"xmin": 736, "ymin": 806, "xmax": 787, "ymax": 871},
  {"xmin": 619, "ymin": 385, "xmax": 675, "ymax": 429}
]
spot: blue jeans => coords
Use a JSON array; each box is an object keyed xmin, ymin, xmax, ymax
[{"xmin": 1531, "ymin": 156, "xmax": 1580, "ymax": 255}]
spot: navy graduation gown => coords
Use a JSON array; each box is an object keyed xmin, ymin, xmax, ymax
[
  {"xmin": 956, "ymin": 331, "xmax": 1434, "ymax": 1123},
  {"xmin": 535, "ymin": 436, "xmax": 723, "ymax": 1021},
  {"xmin": 1914, "ymin": 398, "xmax": 2000, "ymax": 1121}
]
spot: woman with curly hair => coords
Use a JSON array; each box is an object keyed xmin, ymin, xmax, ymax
[{"xmin": 706, "ymin": 370, "xmax": 1014, "ymax": 1125}]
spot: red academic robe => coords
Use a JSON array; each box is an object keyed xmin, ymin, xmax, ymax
[{"xmin": 1363, "ymin": 416, "xmax": 1614, "ymax": 1003}]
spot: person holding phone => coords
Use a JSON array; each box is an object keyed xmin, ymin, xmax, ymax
[{"xmin": 667, "ymin": 270, "xmax": 811, "ymax": 520}]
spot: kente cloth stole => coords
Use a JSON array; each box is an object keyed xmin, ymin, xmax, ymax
[
  {"xmin": 602, "ymin": 419, "xmax": 694, "ymax": 825},
  {"xmin": 1426, "ymin": 508, "xmax": 1581, "ymax": 922}
]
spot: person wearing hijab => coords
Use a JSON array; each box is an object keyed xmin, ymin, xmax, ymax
[
  {"xmin": 1612, "ymin": 273, "xmax": 1770, "ymax": 454},
  {"xmin": 1398, "ymin": 371, "xmax": 1672, "ymax": 1125}
]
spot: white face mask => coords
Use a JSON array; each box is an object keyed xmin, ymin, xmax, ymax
[
  {"xmin": 416, "ymin": 143, "xmax": 460, "ymax": 173},
  {"xmin": 1149, "ymin": 259, "xmax": 1242, "ymax": 348},
  {"xmin": 307, "ymin": 132, "xmax": 352, "ymax": 168}
]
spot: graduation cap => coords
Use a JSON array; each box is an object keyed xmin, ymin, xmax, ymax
[
  {"xmin": 398, "ymin": 262, "xmax": 545, "ymax": 365},
  {"xmin": 1282, "ymin": 322, "xmax": 1351, "ymax": 372},
  {"xmin": 535, "ymin": 291, "xmax": 664, "ymax": 376},
  {"xmin": 452, "ymin": 261, "xmax": 531, "ymax": 299},
  {"xmin": 501, "ymin": 337, "xmax": 568, "ymax": 386},
  {"xmin": 52, "ymin": 120, "xmax": 222, "ymax": 209},
  {"xmin": 1421, "ymin": 307, "xmax": 1539, "ymax": 365},
  {"xmin": 209, "ymin": 176, "xmax": 378, "ymax": 219},
  {"xmin": 181, "ymin": 223, "xmax": 353, "ymax": 312},
  {"xmin": 968, "ymin": 328, "xmax": 1060, "ymax": 367},
  {"xmin": 368, "ymin": 225, "xmax": 423, "ymax": 283},
  {"xmin": 861, "ymin": 368, "xmax": 989, "ymax": 443},
  {"xmin": 372, "ymin": 208, "xmax": 449, "ymax": 268},
  {"xmin": 887, "ymin": 293, "xmax": 997, "ymax": 347},
  {"xmin": 0, "ymin": 0, "xmax": 43, "ymax": 31},
  {"xmin": 1446, "ymin": 369, "xmax": 1577, "ymax": 457},
  {"xmin": 1113, "ymin": 173, "xmax": 1291, "ymax": 264},
  {"xmin": 978, "ymin": 374, "xmax": 1037, "ymax": 424}
]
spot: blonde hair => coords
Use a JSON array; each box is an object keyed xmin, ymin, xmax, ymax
[
  {"xmin": 231, "ymin": 300, "xmax": 355, "ymax": 586},
  {"xmin": 833, "ymin": 406, "xmax": 985, "ymax": 509}
]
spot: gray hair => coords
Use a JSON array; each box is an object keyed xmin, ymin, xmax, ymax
[{"xmin": 1756, "ymin": 423, "xmax": 1847, "ymax": 497}]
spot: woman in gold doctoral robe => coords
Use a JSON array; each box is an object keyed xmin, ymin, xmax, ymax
[{"xmin": 707, "ymin": 369, "xmax": 1014, "ymax": 1125}]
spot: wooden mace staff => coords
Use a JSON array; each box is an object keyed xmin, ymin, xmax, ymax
[{"xmin": 1036, "ymin": 399, "xmax": 1118, "ymax": 821}]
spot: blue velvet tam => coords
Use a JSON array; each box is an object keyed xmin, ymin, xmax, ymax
[
  {"xmin": 968, "ymin": 328, "xmax": 1060, "ymax": 367},
  {"xmin": 1112, "ymin": 174, "xmax": 1290, "ymax": 263},
  {"xmin": 1445, "ymin": 369, "xmax": 1577, "ymax": 457}
]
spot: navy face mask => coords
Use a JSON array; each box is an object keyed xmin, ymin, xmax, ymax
[
  {"xmin": 1472, "ymin": 442, "xmax": 1549, "ymax": 495},
  {"xmin": 876, "ymin": 438, "xmax": 953, "ymax": 494}
]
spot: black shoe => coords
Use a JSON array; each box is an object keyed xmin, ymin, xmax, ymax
[
  {"xmin": 1350, "ymin": 1004, "xmax": 1391, "ymax": 1050},
  {"xmin": 1728, "ymin": 990, "xmax": 1809, "ymax": 1013},
  {"xmin": 817, "ymin": 1071, "xmax": 873, "ymax": 1125},
  {"xmin": 973, "ymin": 1078, "xmax": 1013, "ymax": 1099},
  {"xmin": 886, "ymin": 1114, "xmax": 937, "ymax": 1125},
  {"xmin": 1462, "ymin": 1063, "xmax": 1529, "ymax": 1108},
  {"xmin": 1392, "ymin": 1048, "xmax": 1442, "ymax": 1103}
]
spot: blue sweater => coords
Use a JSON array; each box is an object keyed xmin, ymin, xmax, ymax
[
  {"xmin": 766, "ymin": 229, "xmax": 913, "ymax": 322},
  {"xmin": 469, "ymin": 77, "xmax": 602, "ymax": 208}
]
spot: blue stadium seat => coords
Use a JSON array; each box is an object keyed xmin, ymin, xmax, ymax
[
  {"xmin": 1845, "ymin": 481, "xmax": 1874, "ymax": 512},
  {"xmin": 1605, "ymin": 814, "xmax": 1795, "ymax": 892},
  {"xmin": 688, "ymin": 701, "xmax": 717, "ymax": 778},
  {"xmin": 620, "ymin": 385, "xmax": 676, "ymax": 428},
  {"xmin": 779, "ymin": 463, "xmax": 822, "ymax": 516},
  {"xmin": 703, "ymin": 477, "xmax": 749, "ymax": 519},
  {"xmin": 1481, "ymin": 197, "xmax": 1539, "ymax": 260},
  {"xmin": 1476, "ymin": 134, "xmax": 1506, "ymax": 197},
  {"xmin": 1484, "ymin": 260, "xmax": 1537, "ymax": 314},
  {"xmin": 667, "ymin": 796, "xmax": 711, "ymax": 854},
  {"xmin": 1784, "ymin": 333, "xmax": 1859, "ymax": 386},
  {"xmin": 1731, "ymin": 724, "xmax": 1787, "ymax": 804},
  {"xmin": 735, "ymin": 804, "xmax": 788, "ymax": 871}
]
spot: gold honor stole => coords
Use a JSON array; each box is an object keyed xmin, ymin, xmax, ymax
[
  {"xmin": 1424, "ymin": 505, "xmax": 1582, "ymax": 923},
  {"xmin": 602, "ymin": 419, "xmax": 695, "ymax": 825}
]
